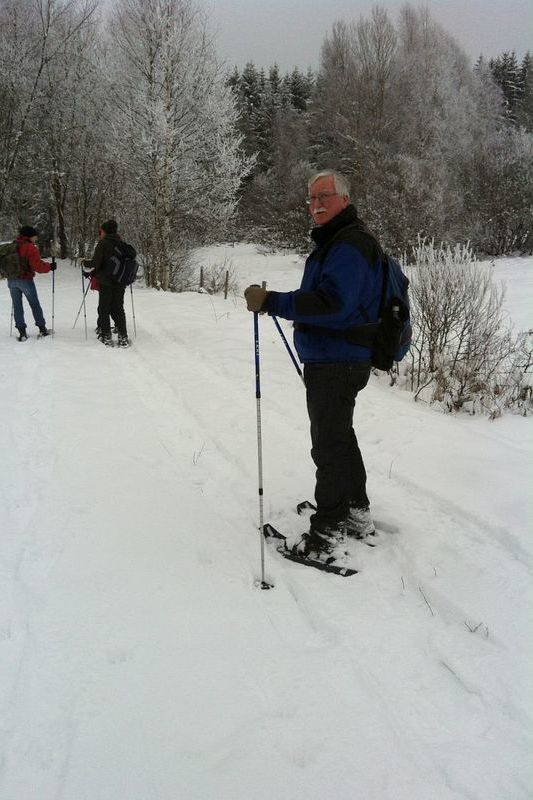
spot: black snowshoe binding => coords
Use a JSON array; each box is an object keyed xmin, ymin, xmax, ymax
[
  {"xmin": 293, "ymin": 523, "xmax": 347, "ymax": 562},
  {"xmin": 262, "ymin": 523, "xmax": 357, "ymax": 577}
]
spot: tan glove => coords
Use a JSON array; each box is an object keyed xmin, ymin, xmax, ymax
[{"xmin": 244, "ymin": 284, "xmax": 269, "ymax": 313}]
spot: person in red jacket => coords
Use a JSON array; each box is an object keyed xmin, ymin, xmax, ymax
[{"xmin": 8, "ymin": 225, "xmax": 56, "ymax": 341}]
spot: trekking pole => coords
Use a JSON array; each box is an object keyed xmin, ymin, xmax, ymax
[
  {"xmin": 73, "ymin": 278, "xmax": 90, "ymax": 336},
  {"xmin": 51, "ymin": 257, "xmax": 56, "ymax": 336},
  {"xmin": 254, "ymin": 282, "xmax": 273, "ymax": 590},
  {"xmin": 130, "ymin": 283, "xmax": 137, "ymax": 338},
  {"xmin": 272, "ymin": 315, "xmax": 305, "ymax": 384},
  {"xmin": 81, "ymin": 269, "xmax": 87, "ymax": 340},
  {"xmin": 72, "ymin": 286, "xmax": 90, "ymax": 328}
]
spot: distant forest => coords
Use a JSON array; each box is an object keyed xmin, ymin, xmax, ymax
[
  {"xmin": 1, "ymin": 1, "xmax": 531, "ymax": 291},
  {"xmin": 228, "ymin": 42, "xmax": 533, "ymax": 256}
]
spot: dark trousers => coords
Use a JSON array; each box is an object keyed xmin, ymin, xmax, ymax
[
  {"xmin": 98, "ymin": 285, "xmax": 127, "ymax": 336},
  {"xmin": 304, "ymin": 362, "xmax": 371, "ymax": 532}
]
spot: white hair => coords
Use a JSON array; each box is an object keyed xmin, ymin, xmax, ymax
[{"xmin": 308, "ymin": 170, "xmax": 351, "ymax": 198}]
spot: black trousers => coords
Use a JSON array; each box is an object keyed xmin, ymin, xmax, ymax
[
  {"xmin": 98, "ymin": 285, "xmax": 127, "ymax": 336},
  {"xmin": 304, "ymin": 362, "xmax": 371, "ymax": 532}
]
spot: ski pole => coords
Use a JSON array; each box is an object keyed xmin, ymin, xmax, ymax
[
  {"xmin": 130, "ymin": 283, "xmax": 137, "ymax": 338},
  {"xmin": 51, "ymin": 257, "xmax": 56, "ymax": 336},
  {"xmin": 10, "ymin": 302, "xmax": 13, "ymax": 337},
  {"xmin": 272, "ymin": 315, "xmax": 304, "ymax": 384},
  {"xmin": 73, "ymin": 278, "xmax": 91, "ymax": 334},
  {"xmin": 253, "ymin": 282, "xmax": 273, "ymax": 590}
]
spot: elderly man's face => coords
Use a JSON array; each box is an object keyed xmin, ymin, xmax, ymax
[{"xmin": 307, "ymin": 175, "xmax": 349, "ymax": 226}]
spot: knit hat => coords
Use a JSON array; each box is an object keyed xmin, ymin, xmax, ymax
[
  {"xmin": 100, "ymin": 219, "xmax": 118, "ymax": 235},
  {"xmin": 19, "ymin": 225, "xmax": 39, "ymax": 238}
]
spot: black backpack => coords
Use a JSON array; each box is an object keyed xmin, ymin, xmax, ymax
[
  {"xmin": 0, "ymin": 241, "xmax": 22, "ymax": 279},
  {"xmin": 105, "ymin": 241, "xmax": 138, "ymax": 286}
]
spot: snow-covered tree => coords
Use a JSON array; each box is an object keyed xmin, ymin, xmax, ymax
[
  {"xmin": 228, "ymin": 61, "xmax": 315, "ymax": 248},
  {"xmin": 108, "ymin": 0, "xmax": 251, "ymax": 290},
  {"xmin": 489, "ymin": 51, "xmax": 522, "ymax": 122},
  {"xmin": 308, "ymin": 3, "xmax": 533, "ymax": 255},
  {"xmin": 31, "ymin": 5, "xmax": 108, "ymax": 257},
  {"xmin": 517, "ymin": 52, "xmax": 533, "ymax": 130},
  {"xmin": 0, "ymin": 0, "xmax": 98, "ymax": 232},
  {"xmin": 287, "ymin": 67, "xmax": 313, "ymax": 112}
]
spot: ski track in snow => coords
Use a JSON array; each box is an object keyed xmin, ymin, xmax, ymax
[{"xmin": 0, "ymin": 251, "xmax": 531, "ymax": 800}]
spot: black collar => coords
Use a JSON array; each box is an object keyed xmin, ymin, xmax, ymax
[{"xmin": 311, "ymin": 205, "xmax": 366, "ymax": 248}]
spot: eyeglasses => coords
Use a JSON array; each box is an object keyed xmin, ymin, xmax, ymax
[{"xmin": 305, "ymin": 192, "xmax": 339, "ymax": 206}]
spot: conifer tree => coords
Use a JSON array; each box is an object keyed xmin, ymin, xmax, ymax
[
  {"xmin": 490, "ymin": 51, "xmax": 521, "ymax": 122},
  {"xmin": 518, "ymin": 52, "xmax": 533, "ymax": 130}
]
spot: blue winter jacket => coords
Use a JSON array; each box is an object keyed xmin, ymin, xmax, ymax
[{"xmin": 263, "ymin": 206, "xmax": 384, "ymax": 364}]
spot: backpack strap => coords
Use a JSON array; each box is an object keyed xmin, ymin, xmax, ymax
[
  {"xmin": 296, "ymin": 320, "xmax": 380, "ymax": 348},
  {"xmin": 377, "ymin": 254, "xmax": 390, "ymax": 318},
  {"xmin": 16, "ymin": 242, "xmax": 29, "ymax": 275}
]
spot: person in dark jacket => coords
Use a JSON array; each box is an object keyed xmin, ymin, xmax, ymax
[
  {"xmin": 8, "ymin": 226, "xmax": 56, "ymax": 341},
  {"xmin": 245, "ymin": 170, "xmax": 383, "ymax": 560},
  {"xmin": 82, "ymin": 219, "xmax": 130, "ymax": 347}
]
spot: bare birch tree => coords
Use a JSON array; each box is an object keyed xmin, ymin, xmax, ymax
[
  {"xmin": 0, "ymin": 0, "xmax": 98, "ymax": 226},
  {"xmin": 110, "ymin": 0, "xmax": 251, "ymax": 290}
]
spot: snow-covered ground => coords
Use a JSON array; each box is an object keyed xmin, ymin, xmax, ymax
[{"xmin": 0, "ymin": 247, "xmax": 531, "ymax": 800}]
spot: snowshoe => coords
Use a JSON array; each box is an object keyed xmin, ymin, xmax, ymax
[{"xmin": 263, "ymin": 523, "xmax": 357, "ymax": 577}]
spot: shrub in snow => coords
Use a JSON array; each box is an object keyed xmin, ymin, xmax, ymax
[
  {"xmin": 403, "ymin": 239, "xmax": 532, "ymax": 417},
  {"xmin": 199, "ymin": 255, "xmax": 239, "ymax": 296}
]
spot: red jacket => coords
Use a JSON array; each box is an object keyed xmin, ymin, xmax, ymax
[{"xmin": 16, "ymin": 236, "xmax": 52, "ymax": 280}]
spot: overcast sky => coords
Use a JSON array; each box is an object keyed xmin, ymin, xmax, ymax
[{"xmin": 207, "ymin": 0, "xmax": 533, "ymax": 72}]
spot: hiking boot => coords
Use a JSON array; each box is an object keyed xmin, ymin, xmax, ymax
[
  {"xmin": 292, "ymin": 524, "xmax": 346, "ymax": 560},
  {"xmin": 117, "ymin": 334, "xmax": 130, "ymax": 348},
  {"xmin": 17, "ymin": 328, "xmax": 27, "ymax": 342},
  {"xmin": 38, "ymin": 326, "xmax": 51, "ymax": 336},
  {"xmin": 98, "ymin": 332, "xmax": 114, "ymax": 347},
  {"xmin": 346, "ymin": 506, "xmax": 375, "ymax": 538}
]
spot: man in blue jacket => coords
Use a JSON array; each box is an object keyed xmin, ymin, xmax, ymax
[{"xmin": 245, "ymin": 170, "xmax": 382, "ymax": 560}]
